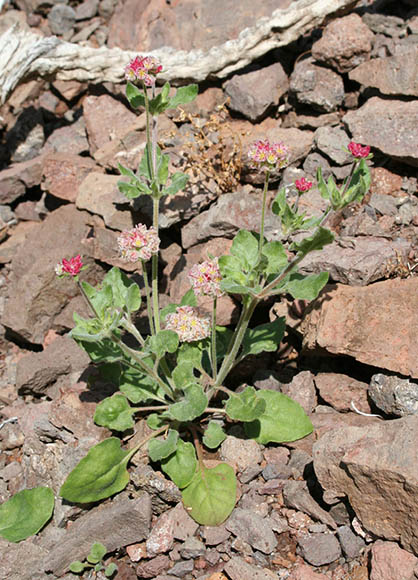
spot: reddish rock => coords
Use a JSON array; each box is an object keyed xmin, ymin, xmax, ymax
[
  {"xmin": 49, "ymin": 387, "xmax": 107, "ymax": 440},
  {"xmin": 224, "ymin": 555, "xmax": 277, "ymax": 579},
  {"xmin": 146, "ymin": 509, "xmax": 175, "ymax": 557},
  {"xmin": 14, "ymin": 200, "xmax": 43, "ymax": 221},
  {"xmin": 370, "ymin": 540, "xmax": 418, "ymax": 580},
  {"xmin": 0, "ymin": 156, "xmax": 44, "ymax": 204},
  {"xmin": 281, "ymin": 371, "xmax": 317, "ymax": 415},
  {"xmin": 288, "ymin": 563, "xmax": 329, "ymax": 579},
  {"xmin": 290, "ymin": 58, "xmax": 344, "ymax": 113},
  {"xmin": 313, "ymin": 415, "xmax": 418, "ymax": 554},
  {"xmin": 301, "ymin": 278, "xmax": 418, "ymax": 378},
  {"xmin": 312, "ymin": 13, "xmax": 374, "ymax": 73},
  {"xmin": 41, "ymin": 153, "xmax": 100, "ymax": 202},
  {"xmin": 42, "ymin": 117, "xmax": 89, "ymax": 156},
  {"xmin": 224, "ymin": 62, "xmax": 289, "ymax": 122},
  {"xmin": 81, "ymin": 224, "xmax": 138, "ymax": 272},
  {"xmin": 349, "ymin": 48, "xmax": 418, "ymax": 97},
  {"xmin": 370, "ymin": 167, "xmax": 403, "ymax": 196},
  {"xmin": 343, "ymin": 97, "xmax": 418, "ymax": 167},
  {"xmin": 314, "ymin": 373, "xmax": 371, "ymax": 414}
]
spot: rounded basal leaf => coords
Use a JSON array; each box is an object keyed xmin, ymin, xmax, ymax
[
  {"xmin": 87, "ymin": 542, "xmax": 107, "ymax": 564},
  {"xmin": 202, "ymin": 421, "xmax": 226, "ymax": 449},
  {"xmin": 60, "ymin": 438, "xmax": 132, "ymax": 503},
  {"xmin": 0, "ymin": 486, "xmax": 54, "ymax": 543},
  {"xmin": 94, "ymin": 395, "xmax": 134, "ymax": 432},
  {"xmin": 148, "ymin": 429, "xmax": 179, "ymax": 462},
  {"xmin": 69, "ymin": 561, "xmax": 85, "ymax": 573},
  {"xmin": 182, "ymin": 463, "xmax": 237, "ymax": 526},
  {"xmin": 169, "ymin": 384, "xmax": 208, "ymax": 422},
  {"xmin": 147, "ymin": 412, "xmax": 170, "ymax": 430},
  {"xmin": 241, "ymin": 320, "xmax": 285, "ymax": 358},
  {"xmin": 244, "ymin": 390, "xmax": 313, "ymax": 444},
  {"xmin": 105, "ymin": 562, "xmax": 118, "ymax": 577},
  {"xmin": 225, "ymin": 386, "xmax": 266, "ymax": 422},
  {"xmin": 161, "ymin": 439, "xmax": 197, "ymax": 488},
  {"xmin": 286, "ymin": 272, "xmax": 329, "ymax": 301}
]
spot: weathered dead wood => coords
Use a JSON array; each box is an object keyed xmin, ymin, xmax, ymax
[{"xmin": 0, "ymin": 0, "xmax": 360, "ymax": 104}]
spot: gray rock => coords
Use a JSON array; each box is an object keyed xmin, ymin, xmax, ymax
[
  {"xmin": 200, "ymin": 524, "xmax": 230, "ymax": 546},
  {"xmin": 368, "ymin": 192, "xmax": 398, "ymax": 216},
  {"xmin": 224, "ymin": 62, "xmax": 288, "ymax": 122},
  {"xmin": 369, "ymin": 374, "xmax": 418, "ymax": 416},
  {"xmin": 43, "ymin": 117, "xmax": 89, "ymax": 156},
  {"xmin": 362, "ymin": 12, "xmax": 406, "ymax": 37},
  {"xmin": 290, "ymin": 58, "xmax": 345, "ymax": 113},
  {"xmin": 225, "ymin": 508, "xmax": 277, "ymax": 554},
  {"xmin": 48, "ymin": 4, "xmax": 76, "ymax": 37},
  {"xmin": 170, "ymin": 502, "xmax": 199, "ymax": 541},
  {"xmin": 220, "ymin": 436, "xmax": 263, "ymax": 473},
  {"xmin": 130, "ymin": 464, "xmax": 182, "ymax": 513},
  {"xmin": 297, "ymin": 533, "xmax": 342, "ymax": 566},
  {"xmin": 179, "ymin": 537, "xmax": 206, "ymax": 559},
  {"xmin": 75, "ymin": 0, "xmax": 99, "ymax": 20},
  {"xmin": 314, "ymin": 125, "xmax": 352, "ymax": 166},
  {"xmin": 240, "ymin": 465, "xmax": 264, "ymax": 484},
  {"xmin": 337, "ymin": 525, "xmax": 366, "ymax": 559},
  {"xmin": 146, "ymin": 509, "xmax": 175, "ymax": 557},
  {"xmin": 344, "ymin": 97, "xmax": 418, "ymax": 167},
  {"xmin": 167, "ymin": 559, "xmax": 194, "ymax": 577},
  {"xmin": 7, "ymin": 108, "xmax": 44, "ymax": 163},
  {"xmin": 0, "ymin": 538, "xmax": 50, "ymax": 580},
  {"xmin": 262, "ymin": 463, "xmax": 292, "ymax": 481},
  {"xmin": 280, "ymin": 371, "xmax": 317, "ymax": 414},
  {"xmin": 0, "ymin": 156, "xmax": 44, "ymax": 204},
  {"xmin": 282, "ymin": 480, "xmax": 337, "ymax": 529},
  {"xmin": 224, "ymin": 555, "xmax": 277, "ymax": 580},
  {"xmin": 303, "ymin": 151, "xmax": 332, "ymax": 181},
  {"xmin": 44, "ymin": 494, "xmax": 152, "ymax": 575}
]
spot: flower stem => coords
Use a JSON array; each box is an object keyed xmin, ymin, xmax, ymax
[
  {"xmin": 152, "ymin": 197, "xmax": 160, "ymax": 332},
  {"xmin": 142, "ymin": 82, "xmax": 154, "ymax": 182},
  {"xmin": 258, "ymin": 170, "xmax": 270, "ymax": 262},
  {"xmin": 211, "ymin": 297, "xmax": 218, "ymax": 382},
  {"xmin": 141, "ymin": 260, "xmax": 155, "ymax": 335}
]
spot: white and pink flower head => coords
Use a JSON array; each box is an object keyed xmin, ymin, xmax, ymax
[
  {"xmin": 117, "ymin": 224, "xmax": 160, "ymax": 263},
  {"xmin": 248, "ymin": 139, "xmax": 289, "ymax": 170},
  {"xmin": 165, "ymin": 306, "xmax": 210, "ymax": 343},
  {"xmin": 188, "ymin": 258, "xmax": 223, "ymax": 298},
  {"xmin": 125, "ymin": 56, "xmax": 163, "ymax": 87}
]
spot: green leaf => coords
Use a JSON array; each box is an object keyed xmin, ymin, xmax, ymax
[
  {"xmin": 163, "ymin": 172, "xmax": 189, "ymax": 196},
  {"xmin": 286, "ymin": 271, "xmax": 329, "ymax": 301},
  {"xmin": 290, "ymin": 227, "xmax": 334, "ymax": 256},
  {"xmin": 231, "ymin": 230, "xmax": 259, "ymax": 269},
  {"xmin": 216, "ymin": 326, "xmax": 233, "ymax": 360},
  {"xmin": 149, "ymin": 82, "xmax": 171, "ymax": 115},
  {"xmin": 161, "ymin": 439, "xmax": 197, "ymax": 488},
  {"xmin": 69, "ymin": 561, "xmax": 85, "ymax": 573},
  {"xmin": 150, "ymin": 330, "xmax": 179, "ymax": 358},
  {"xmin": 147, "ymin": 412, "xmax": 171, "ymax": 430},
  {"xmin": 262, "ymin": 241, "xmax": 288, "ymax": 276},
  {"xmin": 117, "ymin": 181, "xmax": 141, "ymax": 199},
  {"xmin": 203, "ymin": 421, "xmax": 227, "ymax": 449},
  {"xmin": 169, "ymin": 384, "xmax": 208, "ymax": 422},
  {"xmin": 60, "ymin": 438, "xmax": 132, "ymax": 503},
  {"xmin": 316, "ymin": 166, "xmax": 330, "ymax": 200},
  {"xmin": 244, "ymin": 390, "xmax": 313, "ymax": 444},
  {"xmin": 87, "ymin": 542, "xmax": 107, "ymax": 564},
  {"xmin": 138, "ymin": 144, "xmax": 153, "ymax": 180},
  {"xmin": 126, "ymin": 82, "xmax": 145, "ymax": 108},
  {"xmin": 177, "ymin": 343, "xmax": 202, "ymax": 370},
  {"xmin": 182, "ymin": 463, "xmax": 236, "ymax": 526},
  {"xmin": 0, "ymin": 487, "xmax": 54, "ymax": 543},
  {"xmin": 148, "ymin": 429, "xmax": 179, "ymax": 462},
  {"xmin": 94, "ymin": 394, "xmax": 134, "ymax": 432},
  {"xmin": 105, "ymin": 562, "xmax": 118, "ymax": 577},
  {"xmin": 168, "ymin": 84, "xmax": 198, "ymax": 109},
  {"xmin": 102, "ymin": 267, "xmax": 141, "ymax": 313},
  {"xmin": 74, "ymin": 336, "xmax": 124, "ymax": 363},
  {"xmin": 242, "ymin": 319, "xmax": 286, "ymax": 358},
  {"xmin": 119, "ymin": 371, "xmax": 165, "ymax": 405},
  {"xmin": 157, "ymin": 153, "xmax": 170, "ymax": 186},
  {"xmin": 225, "ymin": 386, "xmax": 266, "ymax": 422},
  {"xmin": 220, "ymin": 279, "xmax": 253, "ymax": 295},
  {"xmin": 172, "ymin": 361, "xmax": 195, "ymax": 389}
]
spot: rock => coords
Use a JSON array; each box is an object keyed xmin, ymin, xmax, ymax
[
  {"xmin": 0, "ymin": 538, "xmax": 50, "ymax": 580},
  {"xmin": 223, "ymin": 556, "xmax": 278, "ymax": 580},
  {"xmin": 287, "ymin": 563, "xmax": 330, "ymax": 579},
  {"xmin": 48, "ymin": 4, "xmax": 76, "ymax": 38},
  {"xmin": 201, "ymin": 525, "xmax": 230, "ymax": 546},
  {"xmin": 7, "ymin": 108, "xmax": 45, "ymax": 163},
  {"xmin": 337, "ymin": 525, "xmax": 366, "ymax": 559},
  {"xmin": 280, "ymin": 371, "xmax": 317, "ymax": 414},
  {"xmin": 136, "ymin": 554, "xmax": 171, "ymax": 578},
  {"xmin": 289, "ymin": 58, "xmax": 345, "ymax": 113},
  {"xmin": 81, "ymin": 223, "xmax": 138, "ymax": 272},
  {"xmin": 368, "ymin": 192, "xmax": 398, "ymax": 216},
  {"xmin": 168, "ymin": 559, "xmax": 194, "ymax": 577},
  {"xmin": 311, "ymin": 13, "xmax": 374, "ymax": 73},
  {"xmin": 179, "ymin": 537, "xmax": 206, "ymax": 559},
  {"xmin": 369, "ymin": 373, "xmax": 418, "ymax": 416},
  {"xmin": 314, "ymin": 126, "xmax": 351, "ymax": 165},
  {"xmin": 299, "ymin": 236, "xmax": 411, "ymax": 286},
  {"xmin": 0, "ymin": 421, "xmax": 25, "ymax": 450},
  {"xmin": 362, "ymin": 12, "xmax": 406, "ymax": 37},
  {"xmin": 220, "ymin": 436, "xmax": 263, "ymax": 472},
  {"xmin": 43, "ymin": 117, "xmax": 89, "ymax": 156},
  {"xmin": 76, "ymin": 172, "xmax": 135, "ymax": 231},
  {"xmin": 370, "ymin": 540, "xmax": 418, "ymax": 580},
  {"xmin": 313, "ymin": 415, "xmax": 418, "ymax": 554},
  {"xmin": 349, "ymin": 48, "xmax": 418, "ymax": 97},
  {"xmin": 15, "ymin": 335, "xmax": 90, "ymax": 395},
  {"xmin": 282, "ymin": 480, "xmax": 337, "ymax": 528},
  {"xmin": 301, "ymin": 278, "xmax": 418, "ymax": 378},
  {"xmin": 83, "ymin": 94, "xmax": 137, "ymax": 153},
  {"xmin": 297, "ymin": 533, "xmax": 342, "ymax": 566},
  {"xmin": 44, "ymin": 494, "xmax": 152, "ymax": 575},
  {"xmin": 344, "ymin": 97, "xmax": 418, "ymax": 167},
  {"xmin": 41, "ymin": 153, "xmax": 100, "ymax": 202},
  {"xmin": 225, "ymin": 508, "xmax": 277, "ymax": 554},
  {"xmin": 0, "ymin": 156, "xmax": 44, "ymax": 204},
  {"xmin": 314, "ymin": 373, "xmax": 371, "ymax": 414},
  {"xmin": 146, "ymin": 509, "xmax": 175, "ymax": 557},
  {"xmin": 75, "ymin": 0, "xmax": 99, "ymax": 20},
  {"xmin": 282, "ymin": 111, "xmax": 340, "ymax": 131},
  {"xmin": 2, "ymin": 205, "xmax": 103, "ymax": 344},
  {"xmin": 130, "ymin": 464, "xmax": 181, "ymax": 513},
  {"xmin": 224, "ymin": 62, "xmax": 288, "ymax": 122},
  {"xmin": 303, "ymin": 152, "xmax": 332, "ymax": 182}
]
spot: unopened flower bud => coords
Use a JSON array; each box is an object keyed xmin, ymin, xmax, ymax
[
  {"xmin": 295, "ymin": 177, "xmax": 313, "ymax": 193},
  {"xmin": 348, "ymin": 142, "xmax": 370, "ymax": 159}
]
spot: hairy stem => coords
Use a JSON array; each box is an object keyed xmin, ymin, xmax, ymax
[
  {"xmin": 258, "ymin": 169, "xmax": 270, "ymax": 262},
  {"xmin": 141, "ymin": 260, "xmax": 155, "ymax": 335},
  {"xmin": 211, "ymin": 297, "xmax": 217, "ymax": 382}
]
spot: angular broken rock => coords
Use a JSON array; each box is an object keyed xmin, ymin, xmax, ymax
[
  {"xmin": 343, "ymin": 97, "xmax": 418, "ymax": 167},
  {"xmin": 297, "ymin": 532, "xmax": 342, "ymax": 566},
  {"xmin": 41, "ymin": 152, "xmax": 100, "ymax": 202},
  {"xmin": 314, "ymin": 373, "xmax": 371, "ymax": 414},
  {"xmin": 368, "ymin": 373, "xmax": 418, "ymax": 417},
  {"xmin": 224, "ymin": 555, "xmax": 278, "ymax": 580},
  {"xmin": 313, "ymin": 415, "xmax": 418, "ymax": 554},
  {"xmin": 370, "ymin": 540, "xmax": 418, "ymax": 580},
  {"xmin": 44, "ymin": 495, "xmax": 152, "ymax": 575},
  {"xmin": 0, "ymin": 155, "xmax": 44, "ymax": 204},
  {"xmin": 301, "ymin": 278, "xmax": 418, "ymax": 378},
  {"xmin": 225, "ymin": 508, "xmax": 277, "ymax": 554},
  {"xmin": 282, "ymin": 480, "xmax": 337, "ymax": 529}
]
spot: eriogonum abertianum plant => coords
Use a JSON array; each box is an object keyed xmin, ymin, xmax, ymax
[{"xmin": 46, "ymin": 56, "xmax": 373, "ymax": 530}]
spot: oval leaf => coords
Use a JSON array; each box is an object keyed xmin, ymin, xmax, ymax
[
  {"xmin": 60, "ymin": 438, "xmax": 132, "ymax": 503},
  {"xmin": 148, "ymin": 429, "xmax": 179, "ymax": 462},
  {"xmin": 202, "ymin": 421, "xmax": 226, "ymax": 449},
  {"xmin": 94, "ymin": 395, "xmax": 134, "ymax": 432},
  {"xmin": 169, "ymin": 384, "xmax": 208, "ymax": 422},
  {"xmin": 161, "ymin": 439, "xmax": 197, "ymax": 488},
  {"xmin": 87, "ymin": 542, "xmax": 107, "ymax": 564},
  {"xmin": 286, "ymin": 271, "xmax": 329, "ymax": 301},
  {"xmin": 225, "ymin": 386, "xmax": 266, "ymax": 422},
  {"xmin": 244, "ymin": 390, "xmax": 313, "ymax": 444},
  {"xmin": 182, "ymin": 463, "xmax": 237, "ymax": 526},
  {"xmin": 241, "ymin": 319, "xmax": 285, "ymax": 358},
  {"xmin": 0, "ymin": 487, "xmax": 54, "ymax": 542}
]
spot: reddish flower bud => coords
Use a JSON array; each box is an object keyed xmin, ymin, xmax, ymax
[
  {"xmin": 56, "ymin": 255, "xmax": 83, "ymax": 277},
  {"xmin": 295, "ymin": 177, "xmax": 313, "ymax": 193},
  {"xmin": 348, "ymin": 142, "xmax": 370, "ymax": 158}
]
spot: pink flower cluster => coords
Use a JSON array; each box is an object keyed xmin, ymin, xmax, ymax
[
  {"xmin": 348, "ymin": 142, "xmax": 370, "ymax": 159},
  {"xmin": 55, "ymin": 255, "xmax": 83, "ymax": 277},
  {"xmin": 248, "ymin": 139, "xmax": 289, "ymax": 170},
  {"xmin": 188, "ymin": 258, "xmax": 223, "ymax": 298},
  {"xmin": 165, "ymin": 306, "xmax": 210, "ymax": 343},
  {"xmin": 117, "ymin": 224, "xmax": 160, "ymax": 262},
  {"xmin": 125, "ymin": 56, "xmax": 163, "ymax": 86},
  {"xmin": 295, "ymin": 177, "xmax": 313, "ymax": 193}
]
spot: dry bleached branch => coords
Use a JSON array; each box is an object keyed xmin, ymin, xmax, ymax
[{"xmin": 0, "ymin": 0, "xmax": 359, "ymax": 104}]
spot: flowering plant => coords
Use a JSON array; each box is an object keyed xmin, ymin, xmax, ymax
[{"xmin": 52, "ymin": 58, "xmax": 372, "ymax": 528}]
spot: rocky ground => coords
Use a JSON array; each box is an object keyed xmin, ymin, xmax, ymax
[{"xmin": 0, "ymin": 0, "xmax": 418, "ymax": 579}]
